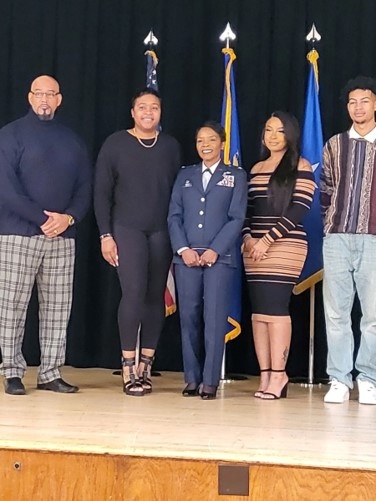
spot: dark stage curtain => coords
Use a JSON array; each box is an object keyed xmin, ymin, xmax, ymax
[{"xmin": 0, "ymin": 0, "xmax": 370, "ymax": 377}]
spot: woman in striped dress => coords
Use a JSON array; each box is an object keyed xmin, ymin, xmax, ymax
[{"xmin": 243, "ymin": 111, "xmax": 315, "ymax": 400}]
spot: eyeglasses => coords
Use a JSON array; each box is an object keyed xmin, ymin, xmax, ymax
[{"xmin": 30, "ymin": 91, "xmax": 60, "ymax": 99}]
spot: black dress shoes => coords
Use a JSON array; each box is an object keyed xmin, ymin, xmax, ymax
[
  {"xmin": 200, "ymin": 385, "xmax": 217, "ymax": 400},
  {"xmin": 37, "ymin": 378, "xmax": 79, "ymax": 393},
  {"xmin": 4, "ymin": 377, "xmax": 26, "ymax": 395},
  {"xmin": 182, "ymin": 383, "xmax": 200, "ymax": 397}
]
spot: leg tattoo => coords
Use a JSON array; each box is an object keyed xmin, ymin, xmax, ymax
[{"xmin": 282, "ymin": 347, "xmax": 289, "ymax": 363}]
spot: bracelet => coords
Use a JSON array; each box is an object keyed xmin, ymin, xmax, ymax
[{"xmin": 100, "ymin": 233, "xmax": 113, "ymax": 240}]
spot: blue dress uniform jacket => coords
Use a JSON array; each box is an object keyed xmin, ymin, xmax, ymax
[
  {"xmin": 168, "ymin": 161, "xmax": 247, "ymax": 388},
  {"xmin": 168, "ymin": 162, "xmax": 247, "ymax": 265}
]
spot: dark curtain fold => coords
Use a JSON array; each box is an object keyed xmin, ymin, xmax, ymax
[{"xmin": 0, "ymin": 0, "xmax": 369, "ymax": 376}]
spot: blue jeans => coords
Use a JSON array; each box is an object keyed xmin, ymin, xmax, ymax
[{"xmin": 323, "ymin": 234, "xmax": 376, "ymax": 388}]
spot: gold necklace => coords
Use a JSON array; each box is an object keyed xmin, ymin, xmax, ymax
[{"xmin": 133, "ymin": 128, "xmax": 158, "ymax": 148}]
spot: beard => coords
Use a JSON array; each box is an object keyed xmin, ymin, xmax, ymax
[{"xmin": 37, "ymin": 106, "xmax": 54, "ymax": 121}]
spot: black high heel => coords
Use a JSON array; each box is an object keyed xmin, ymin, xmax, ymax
[
  {"xmin": 200, "ymin": 384, "xmax": 217, "ymax": 400},
  {"xmin": 254, "ymin": 368, "xmax": 271, "ymax": 398},
  {"xmin": 261, "ymin": 369, "xmax": 288, "ymax": 400},
  {"xmin": 139, "ymin": 353, "xmax": 154, "ymax": 394},
  {"xmin": 122, "ymin": 357, "xmax": 145, "ymax": 396},
  {"xmin": 182, "ymin": 383, "xmax": 200, "ymax": 397}
]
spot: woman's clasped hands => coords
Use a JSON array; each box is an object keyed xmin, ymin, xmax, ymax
[
  {"xmin": 181, "ymin": 248, "xmax": 218, "ymax": 267},
  {"xmin": 243, "ymin": 236, "xmax": 268, "ymax": 262}
]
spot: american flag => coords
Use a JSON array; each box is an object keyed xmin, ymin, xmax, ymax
[{"xmin": 145, "ymin": 49, "xmax": 177, "ymax": 315}]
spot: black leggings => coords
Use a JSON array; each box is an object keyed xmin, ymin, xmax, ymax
[{"xmin": 114, "ymin": 225, "xmax": 172, "ymax": 351}]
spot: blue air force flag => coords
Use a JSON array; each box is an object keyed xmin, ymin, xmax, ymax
[
  {"xmin": 293, "ymin": 49, "xmax": 324, "ymax": 294},
  {"xmin": 221, "ymin": 48, "xmax": 243, "ymax": 341}
]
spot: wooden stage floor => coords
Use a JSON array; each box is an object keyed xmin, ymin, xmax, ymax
[
  {"xmin": 1, "ymin": 367, "xmax": 375, "ymax": 469},
  {"xmin": 1, "ymin": 368, "xmax": 376, "ymax": 500}
]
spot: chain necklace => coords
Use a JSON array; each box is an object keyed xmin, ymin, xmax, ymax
[{"xmin": 133, "ymin": 128, "xmax": 159, "ymax": 148}]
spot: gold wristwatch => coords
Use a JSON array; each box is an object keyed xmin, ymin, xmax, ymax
[{"xmin": 67, "ymin": 215, "xmax": 75, "ymax": 226}]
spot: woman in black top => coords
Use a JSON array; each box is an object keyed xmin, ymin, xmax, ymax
[{"xmin": 94, "ymin": 88, "xmax": 180, "ymax": 396}]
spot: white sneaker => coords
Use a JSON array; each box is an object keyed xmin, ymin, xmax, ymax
[
  {"xmin": 324, "ymin": 379, "xmax": 350, "ymax": 403},
  {"xmin": 358, "ymin": 379, "xmax": 376, "ymax": 405}
]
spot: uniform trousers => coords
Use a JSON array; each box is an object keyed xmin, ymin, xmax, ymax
[
  {"xmin": 114, "ymin": 225, "xmax": 172, "ymax": 351},
  {"xmin": 175, "ymin": 263, "xmax": 233, "ymax": 387},
  {"xmin": 0, "ymin": 235, "xmax": 75, "ymax": 383}
]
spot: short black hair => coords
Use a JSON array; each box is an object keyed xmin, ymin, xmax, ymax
[
  {"xmin": 342, "ymin": 76, "xmax": 376, "ymax": 101},
  {"xmin": 196, "ymin": 121, "xmax": 226, "ymax": 142},
  {"xmin": 131, "ymin": 87, "xmax": 161, "ymax": 108}
]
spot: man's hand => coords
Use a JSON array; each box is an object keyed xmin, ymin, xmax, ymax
[{"xmin": 41, "ymin": 211, "xmax": 70, "ymax": 237}]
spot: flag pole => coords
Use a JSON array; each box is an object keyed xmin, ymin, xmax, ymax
[
  {"xmin": 292, "ymin": 24, "xmax": 326, "ymax": 387},
  {"xmin": 142, "ymin": 29, "xmax": 163, "ymax": 377},
  {"xmin": 308, "ymin": 285, "xmax": 315, "ymax": 384},
  {"xmin": 219, "ymin": 22, "xmax": 247, "ymax": 384},
  {"xmin": 219, "ymin": 23, "xmax": 235, "ymax": 384},
  {"xmin": 307, "ymin": 24, "xmax": 323, "ymax": 387},
  {"xmin": 134, "ymin": 30, "xmax": 160, "ymax": 368},
  {"xmin": 306, "ymin": 24, "xmax": 320, "ymax": 387}
]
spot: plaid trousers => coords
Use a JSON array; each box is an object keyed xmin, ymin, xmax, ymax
[{"xmin": 0, "ymin": 235, "xmax": 75, "ymax": 383}]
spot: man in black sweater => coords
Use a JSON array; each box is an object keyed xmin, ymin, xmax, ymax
[{"xmin": 0, "ymin": 75, "xmax": 91, "ymax": 395}]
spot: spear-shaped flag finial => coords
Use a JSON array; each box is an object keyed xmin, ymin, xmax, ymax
[
  {"xmin": 143, "ymin": 29, "xmax": 158, "ymax": 47},
  {"xmin": 306, "ymin": 23, "xmax": 321, "ymax": 45},
  {"xmin": 219, "ymin": 22, "xmax": 236, "ymax": 49}
]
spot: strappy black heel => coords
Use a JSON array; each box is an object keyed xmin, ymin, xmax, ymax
[
  {"xmin": 121, "ymin": 357, "xmax": 145, "ymax": 396},
  {"xmin": 254, "ymin": 368, "xmax": 271, "ymax": 398},
  {"xmin": 261, "ymin": 369, "xmax": 288, "ymax": 400},
  {"xmin": 139, "ymin": 354, "xmax": 154, "ymax": 394}
]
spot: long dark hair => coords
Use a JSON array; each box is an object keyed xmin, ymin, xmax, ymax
[{"xmin": 261, "ymin": 111, "xmax": 300, "ymax": 215}]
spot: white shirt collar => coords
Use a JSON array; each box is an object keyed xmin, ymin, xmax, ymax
[
  {"xmin": 349, "ymin": 125, "xmax": 376, "ymax": 143},
  {"xmin": 202, "ymin": 160, "xmax": 221, "ymax": 173}
]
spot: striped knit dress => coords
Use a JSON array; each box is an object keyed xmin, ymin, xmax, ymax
[{"xmin": 243, "ymin": 168, "xmax": 316, "ymax": 320}]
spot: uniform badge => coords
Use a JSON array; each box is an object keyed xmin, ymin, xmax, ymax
[
  {"xmin": 183, "ymin": 180, "xmax": 192, "ymax": 188},
  {"xmin": 217, "ymin": 172, "xmax": 235, "ymax": 187}
]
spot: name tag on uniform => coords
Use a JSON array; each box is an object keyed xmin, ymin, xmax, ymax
[
  {"xmin": 217, "ymin": 172, "xmax": 234, "ymax": 188},
  {"xmin": 183, "ymin": 180, "xmax": 192, "ymax": 188}
]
